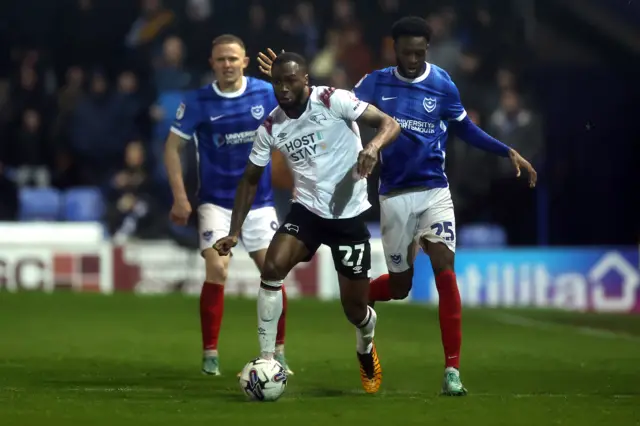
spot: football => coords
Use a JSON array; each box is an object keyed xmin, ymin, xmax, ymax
[{"xmin": 238, "ymin": 357, "xmax": 288, "ymax": 402}]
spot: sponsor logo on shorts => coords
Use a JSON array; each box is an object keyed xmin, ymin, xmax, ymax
[
  {"xmin": 284, "ymin": 223, "xmax": 299, "ymax": 234},
  {"xmin": 390, "ymin": 253, "xmax": 402, "ymax": 265},
  {"xmin": 202, "ymin": 230, "xmax": 213, "ymax": 241}
]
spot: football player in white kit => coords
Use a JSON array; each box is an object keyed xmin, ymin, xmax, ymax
[{"xmin": 214, "ymin": 52, "xmax": 400, "ymax": 394}]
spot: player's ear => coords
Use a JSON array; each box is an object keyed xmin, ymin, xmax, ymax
[
  {"xmin": 304, "ymin": 74, "xmax": 309, "ymax": 85},
  {"xmin": 243, "ymin": 56, "xmax": 250, "ymax": 70}
]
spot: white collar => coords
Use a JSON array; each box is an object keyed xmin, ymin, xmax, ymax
[
  {"xmin": 212, "ymin": 77, "xmax": 247, "ymax": 98},
  {"xmin": 393, "ymin": 62, "xmax": 431, "ymax": 84}
]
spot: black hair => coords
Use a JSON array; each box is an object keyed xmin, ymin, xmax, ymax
[
  {"xmin": 272, "ymin": 52, "xmax": 307, "ymax": 71},
  {"xmin": 391, "ymin": 16, "xmax": 432, "ymax": 43}
]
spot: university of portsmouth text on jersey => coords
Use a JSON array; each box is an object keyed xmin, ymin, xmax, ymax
[{"xmin": 394, "ymin": 117, "xmax": 436, "ymax": 134}]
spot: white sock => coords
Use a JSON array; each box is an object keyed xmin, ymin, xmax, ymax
[
  {"xmin": 257, "ymin": 284, "xmax": 283, "ymax": 359},
  {"xmin": 356, "ymin": 306, "xmax": 377, "ymax": 354}
]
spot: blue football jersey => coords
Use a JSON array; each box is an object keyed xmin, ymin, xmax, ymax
[
  {"xmin": 353, "ymin": 63, "xmax": 466, "ymax": 195},
  {"xmin": 170, "ymin": 77, "xmax": 278, "ymax": 209}
]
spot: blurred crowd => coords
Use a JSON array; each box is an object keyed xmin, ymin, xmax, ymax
[{"xmin": 0, "ymin": 0, "xmax": 544, "ymax": 245}]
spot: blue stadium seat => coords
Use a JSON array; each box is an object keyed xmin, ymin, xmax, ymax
[
  {"xmin": 19, "ymin": 187, "xmax": 62, "ymax": 221},
  {"xmin": 63, "ymin": 187, "xmax": 105, "ymax": 222},
  {"xmin": 458, "ymin": 223, "xmax": 507, "ymax": 248}
]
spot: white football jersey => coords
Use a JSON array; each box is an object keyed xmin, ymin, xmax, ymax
[{"xmin": 250, "ymin": 87, "xmax": 371, "ymax": 219}]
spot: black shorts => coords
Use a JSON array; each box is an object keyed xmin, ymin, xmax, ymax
[{"xmin": 276, "ymin": 203, "xmax": 371, "ymax": 280}]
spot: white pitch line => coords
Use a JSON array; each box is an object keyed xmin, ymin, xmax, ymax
[
  {"xmin": 492, "ymin": 313, "xmax": 640, "ymax": 342},
  {"xmin": 0, "ymin": 387, "xmax": 636, "ymax": 399}
]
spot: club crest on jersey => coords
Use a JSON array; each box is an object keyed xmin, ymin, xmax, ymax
[
  {"xmin": 176, "ymin": 102, "xmax": 185, "ymax": 120},
  {"xmin": 251, "ymin": 105, "xmax": 265, "ymax": 120},
  {"xmin": 423, "ymin": 97, "xmax": 437, "ymax": 113},
  {"xmin": 309, "ymin": 113, "xmax": 326, "ymax": 125}
]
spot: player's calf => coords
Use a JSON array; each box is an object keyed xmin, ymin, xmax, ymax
[
  {"xmin": 368, "ymin": 269, "xmax": 413, "ymax": 308},
  {"xmin": 388, "ymin": 269, "xmax": 413, "ymax": 299},
  {"xmin": 338, "ymin": 273, "xmax": 382, "ymax": 394},
  {"xmin": 421, "ymin": 238, "xmax": 466, "ymax": 394},
  {"xmin": 257, "ymin": 279, "xmax": 284, "ymax": 360},
  {"xmin": 200, "ymin": 249, "xmax": 230, "ymax": 375},
  {"xmin": 256, "ymin": 233, "xmax": 307, "ymax": 361}
]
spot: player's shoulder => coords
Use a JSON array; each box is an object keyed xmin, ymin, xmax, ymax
[
  {"xmin": 258, "ymin": 104, "xmax": 287, "ymax": 136},
  {"xmin": 311, "ymin": 85, "xmax": 353, "ymax": 108},
  {"xmin": 182, "ymin": 84, "xmax": 216, "ymax": 103},
  {"xmin": 373, "ymin": 66, "xmax": 396, "ymax": 77},
  {"xmin": 428, "ymin": 63, "xmax": 455, "ymax": 83},
  {"xmin": 356, "ymin": 67, "xmax": 393, "ymax": 85},
  {"xmin": 424, "ymin": 63, "xmax": 458, "ymax": 94},
  {"xmin": 245, "ymin": 76, "xmax": 274, "ymax": 94}
]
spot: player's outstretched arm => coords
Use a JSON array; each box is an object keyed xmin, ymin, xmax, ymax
[
  {"xmin": 164, "ymin": 132, "xmax": 192, "ymax": 225},
  {"xmin": 451, "ymin": 117, "xmax": 537, "ymax": 187},
  {"xmin": 214, "ymin": 162, "xmax": 265, "ymax": 256},
  {"xmin": 355, "ymin": 105, "xmax": 401, "ymax": 177}
]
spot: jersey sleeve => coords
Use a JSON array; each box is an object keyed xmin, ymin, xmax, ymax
[
  {"xmin": 170, "ymin": 92, "xmax": 203, "ymax": 140},
  {"xmin": 352, "ymin": 73, "xmax": 376, "ymax": 103},
  {"xmin": 442, "ymin": 79, "xmax": 467, "ymax": 122},
  {"xmin": 326, "ymin": 88, "xmax": 369, "ymax": 121},
  {"xmin": 249, "ymin": 122, "xmax": 274, "ymax": 167}
]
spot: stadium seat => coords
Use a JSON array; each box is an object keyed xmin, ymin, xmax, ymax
[
  {"xmin": 457, "ymin": 223, "xmax": 507, "ymax": 248},
  {"xmin": 63, "ymin": 187, "xmax": 105, "ymax": 222},
  {"xmin": 18, "ymin": 187, "xmax": 62, "ymax": 221}
]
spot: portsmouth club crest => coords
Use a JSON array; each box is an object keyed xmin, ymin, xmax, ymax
[
  {"xmin": 251, "ymin": 105, "xmax": 265, "ymax": 120},
  {"xmin": 423, "ymin": 97, "xmax": 437, "ymax": 113}
]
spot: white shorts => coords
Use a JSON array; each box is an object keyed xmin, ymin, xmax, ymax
[
  {"xmin": 197, "ymin": 204, "xmax": 278, "ymax": 253},
  {"xmin": 380, "ymin": 187, "xmax": 456, "ymax": 273}
]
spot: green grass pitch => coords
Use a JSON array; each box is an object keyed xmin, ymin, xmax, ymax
[{"xmin": 1, "ymin": 292, "xmax": 639, "ymax": 425}]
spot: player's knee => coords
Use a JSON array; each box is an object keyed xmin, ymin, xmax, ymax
[
  {"xmin": 421, "ymin": 238, "xmax": 454, "ymax": 276},
  {"xmin": 204, "ymin": 251, "xmax": 229, "ymax": 284},
  {"xmin": 261, "ymin": 257, "xmax": 289, "ymax": 282},
  {"xmin": 342, "ymin": 299, "xmax": 368, "ymax": 326},
  {"xmin": 389, "ymin": 270, "xmax": 413, "ymax": 300}
]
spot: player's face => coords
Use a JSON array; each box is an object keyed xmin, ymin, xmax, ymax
[
  {"xmin": 394, "ymin": 36, "xmax": 428, "ymax": 79},
  {"xmin": 271, "ymin": 61, "xmax": 308, "ymax": 108},
  {"xmin": 209, "ymin": 43, "xmax": 249, "ymax": 85}
]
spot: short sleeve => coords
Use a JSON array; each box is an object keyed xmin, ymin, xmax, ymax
[
  {"xmin": 352, "ymin": 73, "xmax": 376, "ymax": 103},
  {"xmin": 249, "ymin": 123, "xmax": 274, "ymax": 167},
  {"xmin": 170, "ymin": 92, "xmax": 203, "ymax": 140},
  {"xmin": 442, "ymin": 79, "xmax": 467, "ymax": 122},
  {"xmin": 326, "ymin": 88, "xmax": 369, "ymax": 122}
]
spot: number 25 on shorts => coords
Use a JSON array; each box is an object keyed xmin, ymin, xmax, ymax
[{"xmin": 431, "ymin": 221, "xmax": 455, "ymax": 242}]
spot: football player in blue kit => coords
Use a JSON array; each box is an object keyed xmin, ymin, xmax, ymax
[
  {"xmin": 256, "ymin": 16, "xmax": 537, "ymax": 396},
  {"xmin": 164, "ymin": 34, "xmax": 293, "ymax": 377}
]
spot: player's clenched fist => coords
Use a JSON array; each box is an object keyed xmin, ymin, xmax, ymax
[
  {"xmin": 170, "ymin": 199, "xmax": 192, "ymax": 225},
  {"xmin": 357, "ymin": 144, "xmax": 379, "ymax": 178},
  {"xmin": 214, "ymin": 235, "xmax": 238, "ymax": 256}
]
